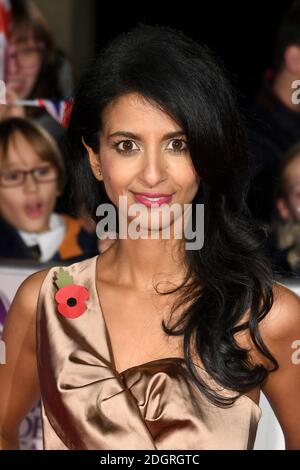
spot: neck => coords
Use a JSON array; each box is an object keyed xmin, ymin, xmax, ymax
[
  {"xmin": 108, "ymin": 236, "xmax": 187, "ymax": 291},
  {"xmin": 272, "ymin": 67, "xmax": 300, "ymax": 112}
]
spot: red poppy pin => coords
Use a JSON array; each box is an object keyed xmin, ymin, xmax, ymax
[{"xmin": 53, "ymin": 268, "xmax": 89, "ymax": 319}]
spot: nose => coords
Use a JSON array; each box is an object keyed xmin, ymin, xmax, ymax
[
  {"xmin": 139, "ymin": 148, "xmax": 168, "ymax": 187},
  {"xmin": 23, "ymin": 173, "xmax": 39, "ymax": 194}
]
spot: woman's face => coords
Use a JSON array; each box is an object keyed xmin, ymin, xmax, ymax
[
  {"xmin": 6, "ymin": 33, "xmax": 43, "ymax": 99},
  {"xmin": 277, "ymin": 155, "xmax": 300, "ymax": 222},
  {"xmin": 86, "ymin": 92, "xmax": 200, "ymax": 235},
  {"xmin": 0, "ymin": 132, "xmax": 60, "ymax": 233}
]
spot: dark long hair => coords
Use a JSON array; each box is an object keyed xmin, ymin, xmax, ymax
[{"xmin": 66, "ymin": 24, "xmax": 277, "ymax": 407}]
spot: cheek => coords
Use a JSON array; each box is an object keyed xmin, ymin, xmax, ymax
[
  {"xmin": 23, "ymin": 66, "xmax": 40, "ymax": 90},
  {"xmin": 41, "ymin": 183, "xmax": 60, "ymax": 203},
  {"xmin": 0, "ymin": 190, "xmax": 23, "ymax": 214},
  {"xmin": 289, "ymin": 194, "xmax": 300, "ymax": 210},
  {"xmin": 25, "ymin": 73, "xmax": 37, "ymax": 88},
  {"xmin": 102, "ymin": 159, "xmax": 132, "ymax": 196},
  {"xmin": 177, "ymin": 163, "xmax": 200, "ymax": 195}
]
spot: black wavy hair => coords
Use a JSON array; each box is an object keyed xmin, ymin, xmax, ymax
[{"xmin": 65, "ymin": 24, "xmax": 277, "ymax": 407}]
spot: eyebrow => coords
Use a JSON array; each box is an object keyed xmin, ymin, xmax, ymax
[
  {"xmin": 108, "ymin": 130, "xmax": 186, "ymax": 140},
  {"xmin": 0, "ymin": 162, "xmax": 50, "ymax": 170}
]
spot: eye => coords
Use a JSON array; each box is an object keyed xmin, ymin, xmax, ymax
[
  {"xmin": 2, "ymin": 170, "xmax": 21, "ymax": 181},
  {"xmin": 34, "ymin": 166, "xmax": 51, "ymax": 176},
  {"xmin": 113, "ymin": 140, "xmax": 140, "ymax": 154},
  {"xmin": 166, "ymin": 139, "xmax": 188, "ymax": 153}
]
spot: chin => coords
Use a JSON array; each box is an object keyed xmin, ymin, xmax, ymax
[{"xmin": 20, "ymin": 220, "xmax": 47, "ymax": 233}]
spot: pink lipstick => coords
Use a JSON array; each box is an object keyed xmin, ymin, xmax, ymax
[{"xmin": 132, "ymin": 191, "xmax": 174, "ymax": 208}]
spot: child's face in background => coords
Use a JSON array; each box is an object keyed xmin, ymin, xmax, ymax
[
  {"xmin": 6, "ymin": 33, "xmax": 43, "ymax": 100},
  {"xmin": 277, "ymin": 155, "xmax": 300, "ymax": 222},
  {"xmin": 0, "ymin": 132, "xmax": 60, "ymax": 233}
]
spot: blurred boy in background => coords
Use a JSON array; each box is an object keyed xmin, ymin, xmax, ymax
[{"xmin": 0, "ymin": 117, "xmax": 98, "ymax": 262}]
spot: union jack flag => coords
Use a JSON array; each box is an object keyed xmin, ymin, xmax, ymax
[
  {"xmin": 0, "ymin": 0, "xmax": 11, "ymax": 81},
  {"xmin": 11, "ymin": 98, "xmax": 74, "ymax": 127},
  {"xmin": 37, "ymin": 98, "xmax": 73, "ymax": 127}
]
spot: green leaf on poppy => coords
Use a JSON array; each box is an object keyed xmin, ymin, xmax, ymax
[{"xmin": 54, "ymin": 268, "xmax": 74, "ymax": 289}]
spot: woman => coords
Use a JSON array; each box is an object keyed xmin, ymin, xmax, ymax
[
  {"xmin": 0, "ymin": 25, "xmax": 300, "ymax": 450},
  {"xmin": 0, "ymin": 0, "xmax": 73, "ymax": 142}
]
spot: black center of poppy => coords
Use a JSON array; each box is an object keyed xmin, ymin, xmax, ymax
[{"xmin": 67, "ymin": 297, "xmax": 77, "ymax": 307}]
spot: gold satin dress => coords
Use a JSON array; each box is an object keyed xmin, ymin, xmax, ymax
[{"xmin": 36, "ymin": 255, "xmax": 262, "ymax": 450}]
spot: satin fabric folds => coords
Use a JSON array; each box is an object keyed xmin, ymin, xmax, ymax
[{"xmin": 36, "ymin": 255, "xmax": 262, "ymax": 450}]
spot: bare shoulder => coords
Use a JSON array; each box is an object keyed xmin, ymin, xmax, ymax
[
  {"xmin": 234, "ymin": 282, "xmax": 300, "ymax": 369},
  {"xmin": 4, "ymin": 267, "xmax": 52, "ymax": 325},
  {"xmin": 256, "ymin": 283, "xmax": 300, "ymax": 449},
  {"xmin": 258, "ymin": 282, "xmax": 300, "ymax": 342},
  {"xmin": 16, "ymin": 267, "xmax": 51, "ymax": 302},
  {"xmin": 19, "ymin": 267, "xmax": 50, "ymax": 290}
]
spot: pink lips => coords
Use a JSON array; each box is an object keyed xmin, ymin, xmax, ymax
[{"xmin": 132, "ymin": 192, "xmax": 174, "ymax": 208}]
